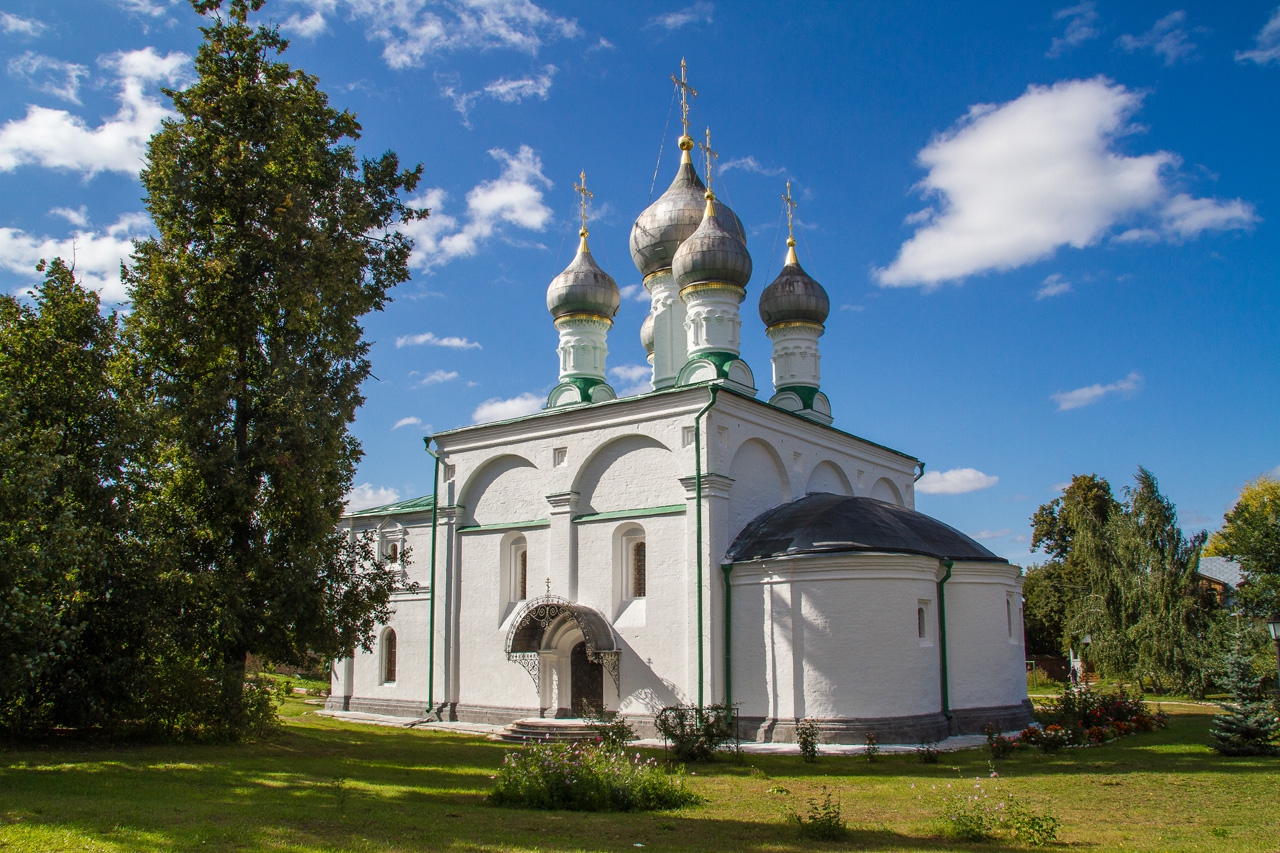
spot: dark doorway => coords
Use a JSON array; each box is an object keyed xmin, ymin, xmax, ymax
[{"xmin": 570, "ymin": 641, "xmax": 604, "ymax": 718}]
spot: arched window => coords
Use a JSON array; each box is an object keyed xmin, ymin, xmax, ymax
[
  {"xmin": 510, "ymin": 537, "xmax": 528, "ymax": 602},
  {"xmin": 382, "ymin": 629, "xmax": 397, "ymax": 683},
  {"xmin": 631, "ymin": 541, "xmax": 646, "ymax": 598},
  {"xmin": 1006, "ymin": 598, "xmax": 1013, "ymax": 638},
  {"xmin": 384, "ymin": 541, "xmax": 399, "ymax": 563},
  {"xmin": 917, "ymin": 606, "xmax": 926, "ymax": 639}
]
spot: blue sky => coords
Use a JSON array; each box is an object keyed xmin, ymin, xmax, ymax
[{"xmin": 2, "ymin": 0, "xmax": 1277, "ymax": 562}]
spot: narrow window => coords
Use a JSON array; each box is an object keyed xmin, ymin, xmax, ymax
[
  {"xmin": 383, "ymin": 630, "xmax": 397, "ymax": 683},
  {"xmin": 917, "ymin": 606, "xmax": 926, "ymax": 639},
  {"xmin": 1006, "ymin": 598, "xmax": 1013, "ymax": 637},
  {"xmin": 631, "ymin": 541, "xmax": 647, "ymax": 598},
  {"xmin": 518, "ymin": 548, "xmax": 528, "ymax": 600},
  {"xmin": 384, "ymin": 541, "xmax": 399, "ymax": 563}
]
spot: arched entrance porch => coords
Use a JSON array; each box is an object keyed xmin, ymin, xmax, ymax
[{"xmin": 505, "ymin": 595, "xmax": 620, "ymax": 718}]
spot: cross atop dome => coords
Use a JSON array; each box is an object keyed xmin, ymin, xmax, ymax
[
  {"xmin": 671, "ymin": 57, "xmax": 698, "ymax": 150},
  {"xmin": 700, "ymin": 127, "xmax": 719, "ymax": 197},
  {"xmin": 573, "ymin": 169, "xmax": 593, "ymax": 236}
]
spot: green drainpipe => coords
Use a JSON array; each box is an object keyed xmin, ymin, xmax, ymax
[
  {"xmin": 938, "ymin": 560, "xmax": 954, "ymax": 722},
  {"xmin": 423, "ymin": 437, "xmax": 441, "ymax": 717},
  {"xmin": 721, "ymin": 562, "xmax": 733, "ymax": 709},
  {"xmin": 692, "ymin": 386, "xmax": 719, "ymax": 709}
]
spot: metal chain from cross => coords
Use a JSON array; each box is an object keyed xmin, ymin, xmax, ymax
[
  {"xmin": 573, "ymin": 169, "xmax": 593, "ymax": 233},
  {"xmin": 782, "ymin": 179, "xmax": 797, "ymax": 243},
  {"xmin": 700, "ymin": 127, "xmax": 719, "ymax": 193},
  {"xmin": 670, "ymin": 57, "xmax": 698, "ymax": 140}
]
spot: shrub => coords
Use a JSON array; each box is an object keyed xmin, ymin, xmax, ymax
[
  {"xmin": 787, "ymin": 787, "xmax": 847, "ymax": 841},
  {"xmin": 1008, "ymin": 800, "xmax": 1061, "ymax": 847},
  {"xmin": 930, "ymin": 776, "xmax": 1059, "ymax": 846},
  {"xmin": 795, "ymin": 718, "xmax": 820, "ymax": 762},
  {"xmin": 863, "ymin": 732, "xmax": 880, "ymax": 761},
  {"xmin": 487, "ymin": 742, "xmax": 702, "ymax": 812},
  {"xmin": 984, "ymin": 722, "xmax": 1020, "ymax": 758},
  {"xmin": 589, "ymin": 715, "xmax": 638, "ymax": 750},
  {"xmin": 1210, "ymin": 642, "xmax": 1280, "ymax": 756},
  {"xmin": 917, "ymin": 741, "xmax": 940, "ymax": 763},
  {"xmin": 1034, "ymin": 683, "xmax": 1167, "ymax": 747},
  {"xmin": 655, "ymin": 704, "xmax": 737, "ymax": 762}
]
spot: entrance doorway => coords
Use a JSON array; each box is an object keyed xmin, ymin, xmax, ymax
[{"xmin": 569, "ymin": 641, "xmax": 604, "ymax": 718}]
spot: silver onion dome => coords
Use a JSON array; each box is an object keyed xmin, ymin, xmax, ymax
[
  {"xmin": 672, "ymin": 194, "xmax": 752, "ymax": 290},
  {"xmin": 758, "ymin": 242, "xmax": 829, "ymax": 327},
  {"xmin": 630, "ymin": 139, "xmax": 746, "ymax": 278},
  {"xmin": 547, "ymin": 231, "xmax": 621, "ymax": 320},
  {"xmin": 640, "ymin": 312, "xmax": 655, "ymax": 355}
]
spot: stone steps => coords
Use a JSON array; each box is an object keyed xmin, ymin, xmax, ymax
[{"xmin": 495, "ymin": 718, "xmax": 601, "ymax": 744}]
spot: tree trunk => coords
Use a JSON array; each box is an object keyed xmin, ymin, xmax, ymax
[{"xmin": 219, "ymin": 649, "xmax": 248, "ymax": 738}]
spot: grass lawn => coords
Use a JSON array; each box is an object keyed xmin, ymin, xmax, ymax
[{"xmin": 1, "ymin": 698, "xmax": 1277, "ymax": 852}]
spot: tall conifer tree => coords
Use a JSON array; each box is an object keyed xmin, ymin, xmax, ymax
[{"xmin": 125, "ymin": 0, "xmax": 425, "ymax": 731}]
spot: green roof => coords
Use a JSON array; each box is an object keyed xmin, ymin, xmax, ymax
[{"xmin": 345, "ymin": 494, "xmax": 435, "ymax": 518}]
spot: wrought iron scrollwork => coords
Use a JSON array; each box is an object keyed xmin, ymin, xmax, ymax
[{"xmin": 503, "ymin": 595, "xmax": 621, "ymax": 693}]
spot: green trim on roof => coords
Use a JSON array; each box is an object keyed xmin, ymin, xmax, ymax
[
  {"xmin": 345, "ymin": 494, "xmax": 436, "ymax": 518},
  {"xmin": 776, "ymin": 384, "xmax": 821, "ymax": 409},
  {"xmin": 573, "ymin": 504, "xmax": 687, "ymax": 523},
  {"xmin": 457, "ymin": 518, "xmax": 551, "ymax": 533}
]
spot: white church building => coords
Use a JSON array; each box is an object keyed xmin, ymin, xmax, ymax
[{"xmin": 329, "ymin": 91, "xmax": 1031, "ymax": 743}]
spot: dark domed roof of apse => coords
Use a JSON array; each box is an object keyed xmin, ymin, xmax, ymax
[
  {"xmin": 758, "ymin": 243, "xmax": 829, "ymax": 327},
  {"xmin": 547, "ymin": 232, "xmax": 621, "ymax": 320},
  {"xmin": 630, "ymin": 151, "xmax": 746, "ymax": 278},
  {"xmin": 672, "ymin": 196, "xmax": 752, "ymax": 289},
  {"xmin": 726, "ymin": 493, "xmax": 1006, "ymax": 563}
]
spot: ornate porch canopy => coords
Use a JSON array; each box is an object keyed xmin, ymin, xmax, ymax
[{"xmin": 504, "ymin": 595, "xmax": 620, "ymax": 690}]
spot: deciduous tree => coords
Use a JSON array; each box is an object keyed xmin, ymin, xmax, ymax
[{"xmin": 1206, "ymin": 475, "xmax": 1280, "ymax": 619}]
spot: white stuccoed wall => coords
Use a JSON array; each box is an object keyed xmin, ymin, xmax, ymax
[{"xmin": 330, "ymin": 385, "xmax": 1034, "ymax": 737}]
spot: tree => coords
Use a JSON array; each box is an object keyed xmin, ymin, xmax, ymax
[
  {"xmin": 1209, "ymin": 639, "xmax": 1280, "ymax": 756},
  {"xmin": 0, "ymin": 259, "xmax": 152, "ymax": 736},
  {"xmin": 124, "ymin": 0, "xmax": 424, "ymax": 733},
  {"xmin": 1205, "ymin": 475, "xmax": 1280, "ymax": 618},
  {"xmin": 1029, "ymin": 469, "xmax": 1223, "ymax": 694}
]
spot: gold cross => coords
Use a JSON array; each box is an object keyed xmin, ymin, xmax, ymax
[
  {"xmin": 782, "ymin": 179, "xmax": 797, "ymax": 241},
  {"xmin": 670, "ymin": 57, "xmax": 698, "ymax": 139},
  {"xmin": 700, "ymin": 127, "xmax": 719, "ymax": 193},
  {"xmin": 573, "ymin": 170, "xmax": 593, "ymax": 232}
]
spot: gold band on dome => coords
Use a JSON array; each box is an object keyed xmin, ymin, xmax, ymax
[
  {"xmin": 642, "ymin": 268, "xmax": 674, "ymax": 286},
  {"xmin": 679, "ymin": 281, "xmax": 746, "ymax": 302},
  {"xmin": 765, "ymin": 320, "xmax": 825, "ymax": 333},
  {"xmin": 554, "ymin": 312, "xmax": 614, "ymax": 329}
]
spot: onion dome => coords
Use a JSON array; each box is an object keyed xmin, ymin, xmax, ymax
[
  {"xmin": 640, "ymin": 312, "xmax": 655, "ymax": 356},
  {"xmin": 672, "ymin": 192, "xmax": 752, "ymax": 290},
  {"xmin": 758, "ymin": 239, "xmax": 829, "ymax": 327},
  {"xmin": 547, "ymin": 229, "xmax": 621, "ymax": 321},
  {"xmin": 630, "ymin": 137, "xmax": 746, "ymax": 278}
]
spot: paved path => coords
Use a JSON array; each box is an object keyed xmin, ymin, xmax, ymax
[{"xmin": 314, "ymin": 709, "xmax": 996, "ymax": 755}]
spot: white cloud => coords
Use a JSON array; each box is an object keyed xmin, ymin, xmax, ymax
[
  {"xmin": 344, "ymin": 482, "xmax": 400, "ymax": 511},
  {"xmin": 283, "ymin": 9, "xmax": 330, "ymax": 38},
  {"xmin": 400, "ymin": 145, "xmax": 553, "ymax": 269},
  {"xmin": 972, "ymin": 528, "xmax": 1014, "ymax": 540},
  {"xmin": 7, "ymin": 52, "xmax": 89, "ymax": 103},
  {"xmin": 720, "ymin": 155, "xmax": 785, "ymax": 177},
  {"xmin": 1268, "ymin": 463, "xmax": 1280, "ymax": 478},
  {"xmin": 343, "ymin": 0, "xmax": 580, "ymax": 69},
  {"xmin": 649, "ymin": 1, "xmax": 713, "ymax": 30},
  {"xmin": 875, "ymin": 78, "xmax": 1258, "ymax": 288},
  {"xmin": 0, "ymin": 212, "xmax": 152, "ymax": 301},
  {"xmin": 1047, "ymin": 2, "xmax": 1100, "ymax": 57},
  {"xmin": 485, "ymin": 64, "xmax": 555, "ymax": 102},
  {"xmin": 1052, "ymin": 371, "xmax": 1142, "ymax": 411},
  {"xmin": 416, "ymin": 369, "xmax": 459, "ymax": 386},
  {"xmin": 1036, "ymin": 273, "xmax": 1072, "ymax": 299},
  {"xmin": 472, "ymin": 392, "xmax": 543, "ymax": 423},
  {"xmin": 50, "ymin": 205, "xmax": 89, "ymax": 227},
  {"xmin": 0, "ymin": 47, "xmax": 190, "ymax": 178},
  {"xmin": 1117, "ymin": 11, "xmax": 1196, "ymax": 65},
  {"xmin": 392, "ymin": 416, "xmax": 422, "ymax": 430},
  {"xmin": 1, "ymin": 13, "xmax": 47, "ymax": 37},
  {"xmin": 917, "ymin": 467, "xmax": 999, "ymax": 495},
  {"xmin": 618, "ymin": 283, "xmax": 651, "ymax": 302},
  {"xmin": 609, "ymin": 364, "xmax": 652, "ymax": 397},
  {"xmin": 394, "ymin": 331, "xmax": 481, "ymax": 349},
  {"xmin": 1236, "ymin": 7, "xmax": 1280, "ymax": 65},
  {"xmin": 112, "ymin": 0, "xmax": 177, "ymax": 17},
  {"xmin": 839, "ymin": 304, "xmax": 865, "ymax": 312}
]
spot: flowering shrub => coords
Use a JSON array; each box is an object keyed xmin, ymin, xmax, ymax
[
  {"xmin": 786, "ymin": 787, "xmax": 847, "ymax": 840},
  {"xmin": 588, "ymin": 715, "xmax": 638, "ymax": 749},
  {"xmin": 923, "ymin": 776, "xmax": 1059, "ymax": 846},
  {"xmin": 655, "ymin": 703, "xmax": 737, "ymax": 762},
  {"xmin": 795, "ymin": 718, "xmax": 820, "ymax": 763},
  {"xmin": 1021, "ymin": 723, "xmax": 1072, "ymax": 753},
  {"xmin": 1033, "ymin": 684, "xmax": 1169, "ymax": 746},
  {"xmin": 984, "ymin": 722, "xmax": 1022, "ymax": 758},
  {"xmin": 487, "ymin": 742, "xmax": 702, "ymax": 811}
]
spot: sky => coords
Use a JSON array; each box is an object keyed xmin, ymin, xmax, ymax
[{"xmin": 1, "ymin": 0, "xmax": 1277, "ymax": 563}]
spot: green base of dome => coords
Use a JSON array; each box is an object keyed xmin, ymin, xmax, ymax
[
  {"xmin": 676, "ymin": 353, "xmax": 756, "ymax": 396},
  {"xmin": 546, "ymin": 378, "xmax": 617, "ymax": 409}
]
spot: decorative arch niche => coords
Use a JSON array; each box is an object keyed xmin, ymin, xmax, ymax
[
  {"xmin": 727, "ymin": 438, "xmax": 791, "ymax": 541},
  {"xmin": 870, "ymin": 476, "xmax": 905, "ymax": 506},
  {"xmin": 458, "ymin": 454, "xmax": 542, "ymax": 525},
  {"xmin": 805, "ymin": 460, "xmax": 853, "ymax": 496},
  {"xmin": 573, "ymin": 434, "xmax": 681, "ymax": 515}
]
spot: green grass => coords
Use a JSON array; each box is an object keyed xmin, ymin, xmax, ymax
[{"xmin": 1, "ymin": 699, "xmax": 1277, "ymax": 852}]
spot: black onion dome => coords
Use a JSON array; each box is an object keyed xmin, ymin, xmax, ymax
[
  {"xmin": 640, "ymin": 312, "xmax": 655, "ymax": 355},
  {"xmin": 726, "ymin": 493, "xmax": 1006, "ymax": 563},
  {"xmin": 547, "ymin": 233, "xmax": 621, "ymax": 320},
  {"xmin": 672, "ymin": 197, "xmax": 752, "ymax": 290},
  {"xmin": 630, "ymin": 152, "xmax": 746, "ymax": 278},
  {"xmin": 758, "ymin": 245, "xmax": 829, "ymax": 327}
]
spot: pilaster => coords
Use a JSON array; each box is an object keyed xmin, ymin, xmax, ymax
[
  {"xmin": 645, "ymin": 270, "xmax": 686, "ymax": 390},
  {"xmin": 546, "ymin": 491, "xmax": 579, "ymax": 600}
]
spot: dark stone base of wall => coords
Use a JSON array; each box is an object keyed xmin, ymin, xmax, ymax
[{"xmin": 738, "ymin": 701, "xmax": 1034, "ymax": 745}]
